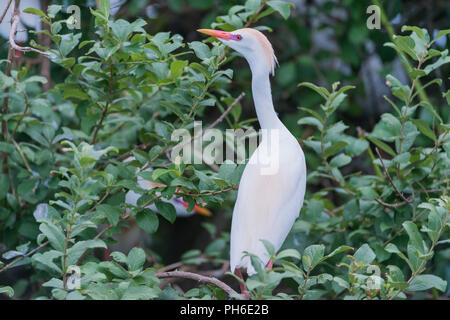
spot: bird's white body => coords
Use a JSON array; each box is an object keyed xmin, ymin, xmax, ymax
[
  {"xmin": 230, "ymin": 125, "xmax": 306, "ymax": 274},
  {"xmin": 198, "ymin": 28, "xmax": 307, "ymax": 275}
]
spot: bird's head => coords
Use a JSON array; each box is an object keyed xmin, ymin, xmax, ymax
[{"xmin": 197, "ymin": 28, "xmax": 278, "ymax": 76}]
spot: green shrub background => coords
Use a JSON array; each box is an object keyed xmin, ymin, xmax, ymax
[{"xmin": 0, "ymin": 0, "xmax": 449, "ymax": 300}]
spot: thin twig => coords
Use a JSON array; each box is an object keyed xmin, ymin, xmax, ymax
[
  {"xmin": 0, "ymin": 241, "xmax": 49, "ymax": 274},
  {"xmin": 91, "ymin": 65, "xmax": 114, "ymax": 144},
  {"xmin": 375, "ymin": 147, "xmax": 413, "ymax": 204},
  {"xmin": 175, "ymin": 185, "xmax": 237, "ymax": 198},
  {"xmin": 374, "ymin": 198, "xmax": 409, "ymax": 209},
  {"xmin": 11, "ymin": 139, "xmax": 32, "ymax": 173},
  {"xmin": 389, "ymin": 210, "xmax": 450, "ymax": 300},
  {"xmin": 244, "ymin": 0, "xmax": 269, "ymax": 28},
  {"xmin": 383, "ymin": 209, "xmax": 427, "ymax": 246},
  {"xmin": 85, "ymin": 190, "xmax": 110, "ymax": 214},
  {"xmin": 155, "ymin": 270, "xmax": 240, "ymax": 298},
  {"xmin": 0, "ymin": 0, "xmax": 13, "ymax": 24}
]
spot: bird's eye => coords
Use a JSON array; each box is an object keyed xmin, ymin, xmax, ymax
[{"xmin": 235, "ymin": 34, "xmax": 243, "ymax": 41}]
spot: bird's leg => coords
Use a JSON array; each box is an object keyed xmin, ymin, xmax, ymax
[
  {"xmin": 103, "ymin": 249, "xmax": 111, "ymax": 261},
  {"xmin": 234, "ymin": 268, "xmax": 250, "ymax": 300},
  {"xmin": 265, "ymin": 258, "xmax": 273, "ymax": 270}
]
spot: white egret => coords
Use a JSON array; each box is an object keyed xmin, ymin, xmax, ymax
[{"xmin": 198, "ymin": 29, "xmax": 307, "ymax": 281}]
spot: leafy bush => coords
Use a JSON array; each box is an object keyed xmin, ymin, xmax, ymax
[{"xmin": 0, "ymin": 0, "xmax": 448, "ymax": 300}]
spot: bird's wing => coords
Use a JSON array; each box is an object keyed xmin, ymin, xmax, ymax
[{"xmin": 230, "ymin": 139, "xmax": 306, "ymax": 274}]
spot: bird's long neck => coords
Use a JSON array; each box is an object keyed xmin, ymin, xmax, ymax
[{"xmin": 250, "ymin": 68, "xmax": 281, "ymax": 130}]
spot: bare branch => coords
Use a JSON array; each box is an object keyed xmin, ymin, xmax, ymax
[
  {"xmin": 11, "ymin": 139, "xmax": 32, "ymax": 173},
  {"xmin": 0, "ymin": 241, "xmax": 49, "ymax": 274},
  {"xmin": 10, "ymin": 13, "xmax": 49, "ymax": 56},
  {"xmin": 155, "ymin": 270, "xmax": 240, "ymax": 298},
  {"xmin": 375, "ymin": 147, "xmax": 413, "ymax": 204}
]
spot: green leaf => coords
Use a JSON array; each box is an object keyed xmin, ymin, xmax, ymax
[
  {"xmin": 85, "ymin": 284, "xmax": 119, "ymax": 300},
  {"xmin": 98, "ymin": 0, "xmax": 111, "ymax": 18},
  {"xmin": 23, "ymin": 7, "xmax": 46, "ymax": 17},
  {"xmin": 403, "ymin": 221, "xmax": 427, "ymax": 254},
  {"xmin": 245, "ymin": 0, "xmax": 262, "ymax": 12},
  {"xmin": 0, "ymin": 286, "xmax": 14, "ymax": 297},
  {"xmin": 111, "ymin": 19, "xmax": 133, "ymax": 42},
  {"xmin": 110, "ymin": 251, "xmax": 127, "ymax": 264},
  {"xmin": 353, "ymin": 244, "xmax": 375, "ymax": 264},
  {"xmin": 408, "ymin": 275, "xmax": 447, "ymax": 292},
  {"xmin": 276, "ymin": 249, "xmax": 301, "ymax": 261},
  {"xmin": 170, "ymin": 60, "xmax": 187, "ymax": 79},
  {"xmin": 325, "ymin": 246, "xmax": 353, "ymax": 260},
  {"xmin": 302, "ymin": 244, "xmax": 325, "ymax": 270},
  {"xmin": 39, "ymin": 222, "xmax": 66, "ymax": 252},
  {"xmin": 97, "ymin": 204, "xmax": 121, "ymax": 226},
  {"xmin": 260, "ymin": 239, "xmax": 275, "ymax": 256},
  {"xmin": 366, "ymin": 136, "xmax": 396, "ymax": 157},
  {"xmin": 324, "ymin": 141, "xmax": 348, "ymax": 158},
  {"xmin": 329, "ymin": 154, "xmax": 351, "ymax": 168},
  {"xmin": 297, "ymin": 117, "xmax": 323, "ymax": 130},
  {"xmin": 385, "ymin": 243, "xmax": 414, "ymax": 272},
  {"xmin": 189, "ymin": 41, "xmax": 212, "ymax": 60},
  {"xmin": 431, "ymin": 29, "xmax": 450, "ymax": 45},
  {"xmin": 127, "ymin": 247, "xmax": 146, "ymax": 271},
  {"xmin": 121, "ymin": 283, "xmax": 160, "ymax": 300},
  {"xmin": 66, "ymin": 239, "xmax": 106, "ymax": 266},
  {"xmin": 267, "ymin": 0, "xmax": 292, "ymax": 20},
  {"xmin": 298, "ymin": 82, "xmax": 329, "ymax": 100},
  {"xmin": 411, "ymin": 119, "xmax": 436, "ymax": 142},
  {"xmin": 155, "ymin": 200, "xmax": 177, "ymax": 223},
  {"xmin": 136, "ymin": 209, "xmax": 159, "ymax": 234}
]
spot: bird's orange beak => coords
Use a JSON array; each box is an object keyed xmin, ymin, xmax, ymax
[
  {"xmin": 197, "ymin": 29, "xmax": 233, "ymax": 40},
  {"xmin": 179, "ymin": 199, "xmax": 212, "ymax": 216},
  {"xmin": 194, "ymin": 205, "xmax": 212, "ymax": 217}
]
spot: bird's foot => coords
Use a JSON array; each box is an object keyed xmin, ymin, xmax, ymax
[
  {"xmin": 265, "ymin": 258, "xmax": 273, "ymax": 270},
  {"xmin": 235, "ymin": 268, "xmax": 250, "ymax": 300}
]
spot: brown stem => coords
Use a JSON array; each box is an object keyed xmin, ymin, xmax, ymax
[
  {"xmin": 383, "ymin": 209, "xmax": 427, "ymax": 246},
  {"xmin": 244, "ymin": 0, "xmax": 269, "ymax": 28},
  {"xmin": 0, "ymin": 241, "xmax": 49, "ymax": 274},
  {"xmin": 91, "ymin": 64, "xmax": 114, "ymax": 144},
  {"xmin": 389, "ymin": 210, "xmax": 450, "ymax": 300},
  {"xmin": 375, "ymin": 147, "xmax": 413, "ymax": 204},
  {"xmin": 155, "ymin": 270, "xmax": 240, "ymax": 298},
  {"xmin": 174, "ymin": 185, "xmax": 237, "ymax": 198},
  {"xmin": 11, "ymin": 139, "xmax": 32, "ymax": 173}
]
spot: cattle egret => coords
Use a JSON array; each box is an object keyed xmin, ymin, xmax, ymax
[{"xmin": 198, "ymin": 28, "xmax": 307, "ymax": 277}]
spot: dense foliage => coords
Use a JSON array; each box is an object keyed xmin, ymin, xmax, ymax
[{"xmin": 0, "ymin": 0, "xmax": 449, "ymax": 300}]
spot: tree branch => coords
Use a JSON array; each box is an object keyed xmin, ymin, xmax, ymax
[
  {"xmin": 10, "ymin": 13, "xmax": 49, "ymax": 56},
  {"xmin": 154, "ymin": 270, "xmax": 240, "ymax": 298},
  {"xmin": 0, "ymin": 241, "xmax": 49, "ymax": 274},
  {"xmin": 375, "ymin": 147, "xmax": 413, "ymax": 205},
  {"xmin": 0, "ymin": 0, "xmax": 13, "ymax": 24}
]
